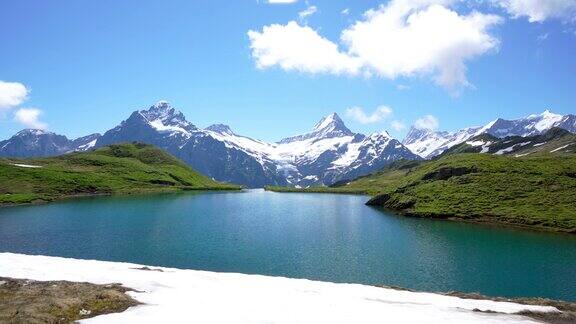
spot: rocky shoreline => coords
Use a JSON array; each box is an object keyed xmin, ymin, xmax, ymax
[{"xmin": 0, "ymin": 277, "xmax": 139, "ymax": 323}]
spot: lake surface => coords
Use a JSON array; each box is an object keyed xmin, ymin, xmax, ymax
[{"xmin": 1, "ymin": 190, "xmax": 575, "ymax": 301}]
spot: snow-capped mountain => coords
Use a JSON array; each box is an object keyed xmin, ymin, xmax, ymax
[
  {"xmin": 95, "ymin": 102, "xmax": 286, "ymax": 188},
  {"xmin": 279, "ymin": 113, "xmax": 354, "ymax": 143},
  {"xmin": 95, "ymin": 102, "xmax": 419, "ymax": 187},
  {"xmin": 272, "ymin": 113, "xmax": 419, "ymax": 186},
  {"xmin": 443, "ymin": 127, "xmax": 576, "ymax": 157},
  {"xmin": 404, "ymin": 110, "xmax": 576, "ymax": 158},
  {"xmin": 403, "ymin": 127, "xmax": 481, "ymax": 159},
  {"xmin": 0, "ymin": 129, "xmax": 101, "ymax": 158},
  {"xmin": 480, "ymin": 110, "xmax": 575, "ymax": 137}
]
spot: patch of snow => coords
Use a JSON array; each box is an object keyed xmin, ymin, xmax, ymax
[
  {"xmin": 12, "ymin": 163, "xmax": 43, "ymax": 168},
  {"xmin": 495, "ymin": 147, "xmax": 515, "ymax": 155},
  {"xmin": 480, "ymin": 143, "xmax": 492, "ymax": 154},
  {"xmin": 533, "ymin": 110, "xmax": 564, "ymax": 132},
  {"xmin": 466, "ymin": 141, "xmax": 485, "ymax": 147},
  {"xmin": 466, "ymin": 141, "xmax": 492, "ymax": 153},
  {"xmin": 551, "ymin": 143, "xmax": 574, "ymax": 153},
  {"xmin": 533, "ymin": 142, "xmax": 547, "ymax": 147},
  {"xmin": 149, "ymin": 120, "xmax": 191, "ymax": 136},
  {"xmin": 331, "ymin": 141, "xmax": 362, "ymax": 168},
  {"xmin": 78, "ymin": 139, "xmax": 97, "ymax": 150},
  {"xmin": 276, "ymin": 135, "xmax": 355, "ymax": 164},
  {"xmin": 0, "ymin": 253, "xmax": 559, "ymax": 324},
  {"xmin": 495, "ymin": 142, "xmax": 532, "ymax": 155}
]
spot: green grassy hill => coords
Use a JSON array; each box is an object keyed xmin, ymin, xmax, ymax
[
  {"xmin": 348, "ymin": 154, "xmax": 576, "ymax": 233},
  {"xmin": 0, "ymin": 143, "xmax": 240, "ymax": 206}
]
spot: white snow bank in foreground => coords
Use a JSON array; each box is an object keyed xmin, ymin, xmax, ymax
[{"xmin": 0, "ymin": 253, "xmax": 559, "ymax": 324}]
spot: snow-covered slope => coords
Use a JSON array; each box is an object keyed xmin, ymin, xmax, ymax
[
  {"xmin": 0, "ymin": 253, "xmax": 559, "ymax": 324},
  {"xmin": 0, "ymin": 129, "xmax": 101, "ymax": 158},
  {"xmin": 479, "ymin": 110, "xmax": 568, "ymax": 138},
  {"xmin": 403, "ymin": 127, "xmax": 481, "ymax": 159},
  {"xmin": 404, "ymin": 110, "xmax": 576, "ymax": 159},
  {"xmin": 216, "ymin": 113, "xmax": 418, "ymax": 186},
  {"xmin": 444, "ymin": 127, "xmax": 576, "ymax": 157}
]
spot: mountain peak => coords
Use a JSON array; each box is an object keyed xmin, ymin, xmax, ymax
[
  {"xmin": 15, "ymin": 129, "xmax": 51, "ymax": 137},
  {"xmin": 145, "ymin": 101, "xmax": 176, "ymax": 116},
  {"xmin": 278, "ymin": 113, "xmax": 353, "ymax": 144},
  {"xmin": 313, "ymin": 113, "xmax": 344, "ymax": 131},
  {"xmin": 154, "ymin": 100, "xmax": 170, "ymax": 108},
  {"xmin": 529, "ymin": 109, "xmax": 561, "ymax": 120},
  {"xmin": 369, "ymin": 130, "xmax": 393, "ymax": 139},
  {"xmin": 403, "ymin": 126, "xmax": 434, "ymax": 145},
  {"xmin": 311, "ymin": 113, "xmax": 352, "ymax": 136},
  {"xmin": 139, "ymin": 101, "xmax": 196, "ymax": 133},
  {"xmin": 206, "ymin": 124, "xmax": 234, "ymax": 135}
]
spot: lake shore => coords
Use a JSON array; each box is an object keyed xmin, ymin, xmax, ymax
[
  {"xmin": 264, "ymin": 185, "xmax": 576, "ymax": 234},
  {"xmin": 0, "ymin": 187, "xmax": 243, "ymax": 209},
  {"xmin": 0, "ymin": 253, "xmax": 572, "ymax": 324},
  {"xmin": 0, "ymin": 143, "xmax": 243, "ymax": 207}
]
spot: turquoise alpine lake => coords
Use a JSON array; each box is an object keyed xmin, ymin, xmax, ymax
[{"xmin": 1, "ymin": 190, "xmax": 575, "ymax": 301}]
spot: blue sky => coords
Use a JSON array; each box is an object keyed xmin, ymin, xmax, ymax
[{"xmin": 1, "ymin": 0, "xmax": 575, "ymax": 142}]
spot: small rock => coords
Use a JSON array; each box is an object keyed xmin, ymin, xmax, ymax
[{"xmin": 79, "ymin": 309, "xmax": 91, "ymax": 316}]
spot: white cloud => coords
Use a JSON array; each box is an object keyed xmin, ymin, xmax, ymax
[
  {"xmin": 0, "ymin": 81, "xmax": 29, "ymax": 112},
  {"xmin": 391, "ymin": 120, "xmax": 407, "ymax": 131},
  {"xmin": 14, "ymin": 108, "xmax": 47, "ymax": 130},
  {"xmin": 396, "ymin": 84, "xmax": 411, "ymax": 91},
  {"xmin": 299, "ymin": 5, "xmax": 317, "ymax": 22},
  {"xmin": 342, "ymin": 1, "xmax": 502, "ymax": 92},
  {"xmin": 267, "ymin": 0, "xmax": 298, "ymax": 3},
  {"xmin": 495, "ymin": 0, "xmax": 576, "ymax": 22},
  {"xmin": 341, "ymin": 8, "xmax": 350, "ymax": 15},
  {"xmin": 248, "ymin": 0, "xmax": 502, "ymax": 93},
  {"xmin": 345, "ymin": 106, "xmax": 393, "ymax": 124},
  {"xmin": 248, "ymin": 22, "xmax": 361, "ymax": 74},
  {"xmin": 414, "ymin": 115, "xmax": 439, "ymax": 131}
]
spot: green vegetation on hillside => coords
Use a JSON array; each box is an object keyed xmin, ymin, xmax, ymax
[
  {"xmin": 359, "ymin": 154, "xmax": 576, "ymax": 232},
  {"xmin": 0, "ymin": 143, "xmax": 240, "ymax": 206},
  {"xmin": 268, "ymin": 154, "xmax": 576, "ymax": 233}
]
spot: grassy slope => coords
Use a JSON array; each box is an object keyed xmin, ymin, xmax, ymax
[
  {"xmin": 267, "ymin": 154, "xmax": 576, "ymax": 233},
  {"xmin": 362, "ymin": 154, "xmax": 576, "ymax": 232},
  {"xmin": 0, "ymin": 143, "xmax": 240, "ymax": 205}
]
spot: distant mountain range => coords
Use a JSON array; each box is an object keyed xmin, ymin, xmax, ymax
[
  {"xmin": 95, "ymin": 102, "xmax": 420, "ymax": 187},
  {"xmin": 0, "ymin": 101, "xmax": 418, "ymax": 187},
  {"xmin": 1, "ymin": 103, "xmax": 574, "ymax": 187},
  {"xmin": 443, "ymin": 127, "xmax": 576, "ymax": 157},
  {"xmin": 403, "ymin": 110, "xmax": 576, "ymax": 158},
  {"xmin": 0, "ymin": 129, "xmax": 100, "ymax": 158}
]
